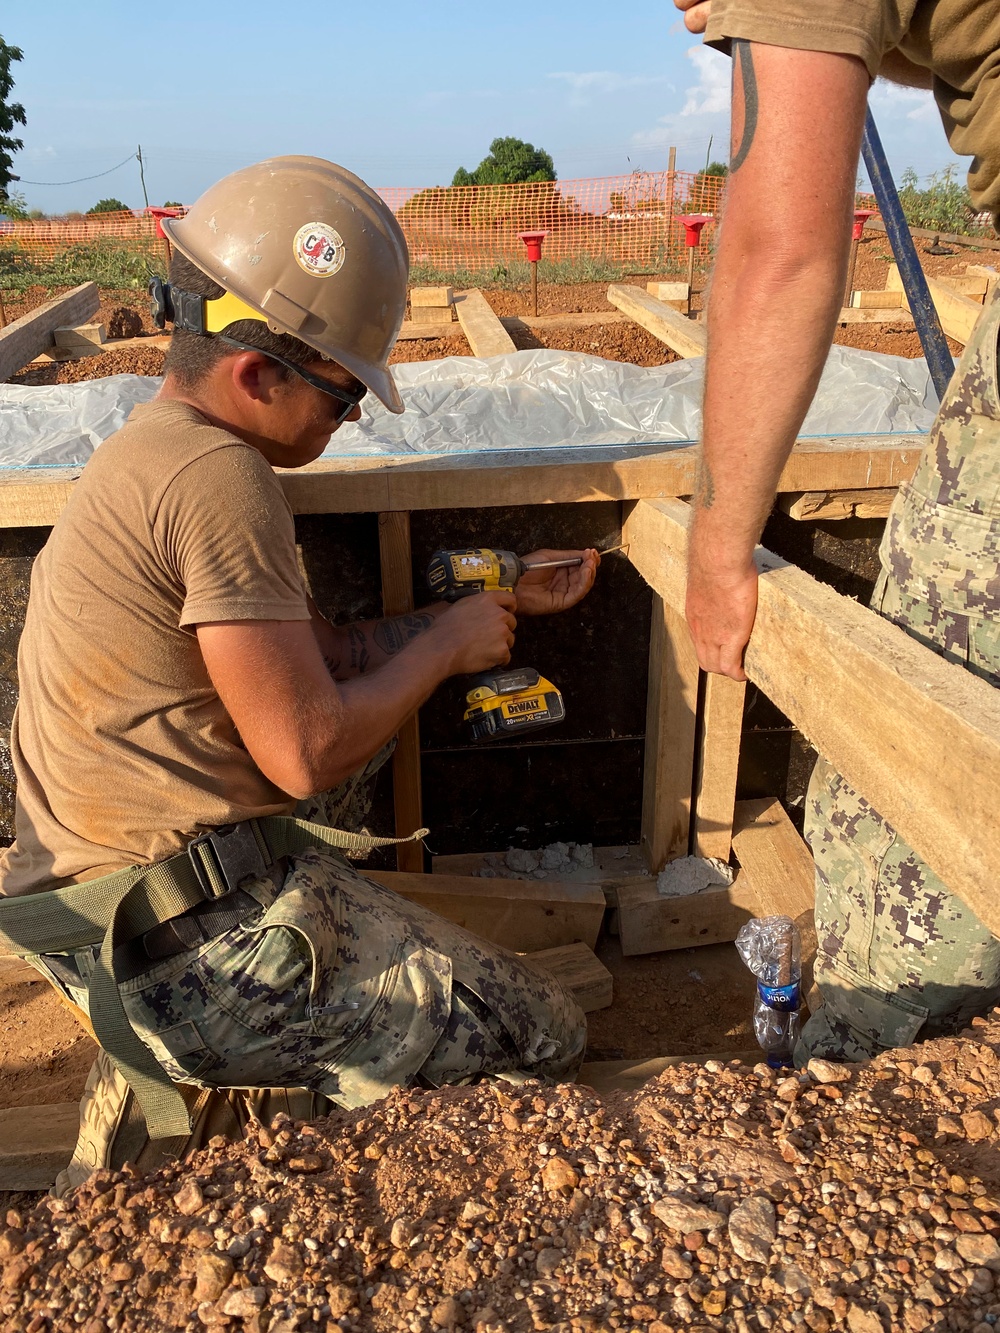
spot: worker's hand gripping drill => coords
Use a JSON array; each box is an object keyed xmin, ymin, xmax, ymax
[{"xmin": 426, "ymin": 546, "xmax": 601, "ymax": 741}]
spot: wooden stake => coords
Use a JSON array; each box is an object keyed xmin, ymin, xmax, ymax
[
  {"xmin": 378, "ymin": 511, "xmax": 424, "ymax": 872},
  {"xmin": 641, "ymin": 595, "xmax": 699, "ymax": 871}
]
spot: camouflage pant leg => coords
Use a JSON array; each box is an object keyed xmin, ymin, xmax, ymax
[{"xmin": 118, "ymin": 848, "xmax": 585, "ymax": 1108}]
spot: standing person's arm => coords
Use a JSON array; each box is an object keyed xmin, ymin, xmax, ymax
[{"xmin": 686, "ymin": 40, "xmax": 869, "ymax": 678}]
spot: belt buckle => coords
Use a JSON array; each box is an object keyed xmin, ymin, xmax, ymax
[{"xmin": 188, "ymin": 822, "xmax": 269, "ymax": 900}]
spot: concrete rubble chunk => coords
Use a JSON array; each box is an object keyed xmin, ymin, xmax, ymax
[
  {"xmin": 651, "ymin": 1195, "xmax": 726, "ymax": 1233},
  {"xmin": 728, "ymin": 1196, "xmax": 776, "ymax": 1263},
  {"xmin": 807, "ymin": 1058, "xmax": 854, "ymax": 1084}
]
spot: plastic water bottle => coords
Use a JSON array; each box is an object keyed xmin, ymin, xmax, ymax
[{"xmin": 735, "ymin": 915, "xmax": 802, "ymax": 1068}]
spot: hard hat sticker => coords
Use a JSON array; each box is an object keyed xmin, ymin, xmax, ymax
[{"xmin": 292, "ymin": 223, "xmax": 346, "ymax": 277}]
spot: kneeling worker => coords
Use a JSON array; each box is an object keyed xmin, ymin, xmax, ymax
[{"xmin": 0, "ymin": 157, "xmax": 596, "ymax": 1179}]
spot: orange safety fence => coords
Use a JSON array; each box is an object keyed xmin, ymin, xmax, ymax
[{"xmin": 0, "ymin": 176, "xmax": 879, "ymax": 276}]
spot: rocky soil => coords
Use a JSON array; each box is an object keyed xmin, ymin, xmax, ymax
[{"xmin": 6, "ymin": 1014, "xmax": 1000, "ymax": 1333}]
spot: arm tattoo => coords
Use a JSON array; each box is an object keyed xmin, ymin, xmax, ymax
[
  {"xmin": 347, "ymin": 625, "xmax": 371, "ymax": 675},
  {"xmin": 729, "ymin": 39, "xmax": 759, "ymax": 173},
  {"xmin": 373, "ymin": 611, "xmax": 435, "ymax": 657},
  {"xmin": 695, "ymin": 456, "xmax": 716, "ymax": 509}
]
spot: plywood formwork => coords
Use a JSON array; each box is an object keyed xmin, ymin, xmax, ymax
[
  {"xmin": 0, "ymin": 434, "xmax": 923, "ymax": 527},
  {"xmin": 623, "ymin": 495, "xmax": 1000, "ymax": 939}
]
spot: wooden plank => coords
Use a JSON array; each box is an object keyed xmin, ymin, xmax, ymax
[
  {"xmin": 500, "ymin": 311, "xmax": 632, "ymax": 332},
  {"xmin": 641, "ymin": 597, "xmax": 699, "ymax": 871},
  {"xmin": 623, "ymin": 496, "xmax": 1000, "ymax": 937},
  {"xmin": 453, "ymin": 289, "xmax": 517, "ymax": 358},
  {"xmin": 410, "ymin": 286, "xmax": 454, "ymax": 308},
  {"xmin": 0, "ymin": 283, "xmax": 100, "ymax": 381},
  {"xmin": 53, "ymin": 322, "xmax": 107, "ymax": 350},
  {"xmin": 617, "ymin": 871, "xmax": 760, "ymax": 956},
  {"xmin": 0, "ymin": 438, "xmax": 924, "ymax": 529},
  {"xmin": 864, "ymin": 217, "xmax": 1000, "ymax": 254},
  {"xmin": 579, "ymin": 1050, "xmax": 758, "ymax": 1093},
  {"xmin": 732, "ymin": 797, "xmax": 817, "ymax": 994},
  {"xmin": 965, "ymin": 264, "xmax": 999, "ymax": 302},
  {"xmin": 411, "ymin": 306, "xmax": 455, "ymax": 326},
  {"xmin": 525, "ymin": 942, "xmax": 613, "ymax": 1012},
  {"xmin": 396, "ymin": 319, "xmax": 456, "ymax": 341},
  {"xmin": 0, "ymin": 1102, "xmax": 79, "ymax": 1190},
  {"xmin": 935, "ymin": 273, "xmax": 991, "ymax": 300},
  {"xmin": 378, "ymin": 511, "xmax": 424, "ymax": 873},
  {"xmin": 779, "ymin": 488, "xmax": 897, "ymax": 521},
  {"xmin": 887, "ymin": 263, "xmax": 986, "ymax": 344},
  {"xmin": 835, "ymin": 307, "xmax": 915, "ymax": 325},
  {"xmin": 607, "ymin": 284, "xmax": 706, "ymax": 359},
  {"xmin": 646, "ymin": 281, "xmax": 690, "ymax": 305},
  {"xmin": 367, "ymin": 870, "xmax": 606, "ymax": 952},
  {"xmin": 849, "ymin": 290, "xmax": 903, "ymax": 309},
  {"xmin": 692, "ymin": 674, "xmax": 746, "ymax": 861}
]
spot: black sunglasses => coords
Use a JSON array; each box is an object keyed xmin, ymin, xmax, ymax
[{"xmin": 219, "ymin": 336, "xmax": 368, "ymax": 425}]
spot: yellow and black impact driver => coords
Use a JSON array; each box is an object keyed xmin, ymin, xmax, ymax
[{"xmin": 425, "ymin": 547, "xmax": 580, "ymax": 743}]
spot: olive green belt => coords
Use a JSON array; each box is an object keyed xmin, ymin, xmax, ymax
[{"xmin": 0, "ymin": 816, "xmax": 427, "ymax": 1140}]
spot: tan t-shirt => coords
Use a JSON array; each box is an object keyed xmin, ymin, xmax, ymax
[
  {"xmin": 0, "ymin": 399, "xmax": 311, "ymax": 896},
  {"xmin": 704, "ymin": 0, "xmax": 1000, "ymax": 225}
]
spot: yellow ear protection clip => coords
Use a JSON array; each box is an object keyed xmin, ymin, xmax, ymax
[{"xmin": 148, "ymin": 276, "xmax": 367, "ymax": 424}]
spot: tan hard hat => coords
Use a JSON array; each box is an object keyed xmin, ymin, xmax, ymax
[{"xmin": 163, "ymin": 156, "xmax": 409, "ymax": 413}]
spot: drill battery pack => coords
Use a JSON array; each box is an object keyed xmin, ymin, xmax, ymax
[{"xmin": 463, "ymin": 667, "xmax": 566, "ymax": 743}]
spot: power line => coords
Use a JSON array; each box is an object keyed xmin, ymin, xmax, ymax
[{"xmin": 17, "ymin": 151, "xmax": 137, "ymax": 187}]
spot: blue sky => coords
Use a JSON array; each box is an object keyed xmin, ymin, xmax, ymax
[{"xmin": 5, "ymin": 1, "xmax": 965, "ymax": 215}]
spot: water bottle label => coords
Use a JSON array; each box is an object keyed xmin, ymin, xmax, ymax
[{"xmin": 758, "ymin": 981, "xmax": 801, "ymax": 1012}]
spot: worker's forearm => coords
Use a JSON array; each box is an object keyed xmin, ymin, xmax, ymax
[
  {"xmin": 302, "ymin": 629, "xmax": 454, "ymax": 792},
  {"xmin": 693, "ymin": 244, "xmax": 848, "ymax": 569},
  {"xmin": 312, "ymin": 603, "xmax": 449, "ymax": 679}
]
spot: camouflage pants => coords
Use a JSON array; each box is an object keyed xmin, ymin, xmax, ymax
[
  {"xmin": 46, "ymin": 757, "xmax": 585, "ymax": 1188},
  {"xmin": 798, "ymin": 286, "xmax": 1000, "ymax": 1062}
]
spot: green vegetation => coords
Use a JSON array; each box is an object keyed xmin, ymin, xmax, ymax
[
  {"xmin": 452, "ymin": 137, "xmax": 556, "ymax": 187},
  {"xmin": 409, "ymin": 253, "xmax": 684, "ymax": 291},
  {"xmin": 0, "ymin": 35, "xmax": 25, "ymax": 206},
  {"xmin": 897, "ymin": 165, "xmax": 988, "ymax": 235},
  {"xmin": 0, "ymin": 235, "xmax": 161, "ymax": 293},
  {"xmin": 87, "ymin": 197, "xmax": 130, "ymax": 215}
]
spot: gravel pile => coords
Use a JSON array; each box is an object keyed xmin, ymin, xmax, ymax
[{"xmin": 6, "ymin": 1014, "xmax": 1000, "ymax": 1332}]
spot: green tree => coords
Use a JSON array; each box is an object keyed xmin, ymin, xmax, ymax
[
  {"xmin": 452, "ymin": 137, "xmax": 556, "ymax": 187},
  {"xmin": 162, "ymin": 200, "xmax": 183, "ymax": 208},
  {"xmin": 0, "ymin": 36, "xmax": 26, "ymax": 205},
  {"xmin": 87, "ymin": 197, "xmax": 130, "ymax": 214},
  {"xmin": 0, "ymin": 186, "xmax": 27, "ymax": 218}
]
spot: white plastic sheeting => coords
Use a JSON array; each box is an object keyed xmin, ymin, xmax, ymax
[{"xmin": 0, "ymin": 346, "xmax": 936, "ymax": 469}]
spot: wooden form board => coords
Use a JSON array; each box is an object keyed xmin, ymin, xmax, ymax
[
  {"xmin": 617, "ymin": 871, "xmax": 760, "ymax": 956},
  {"xmin": 692, "ymin": 674, "xmax": 746, "ymax": 860},
  {"xmin": 732, "ymin": 797, "xmax": 817, "ymax": 995},
  {"xmin": 453, "ymin": 289, "xmax": 517, "ymax": 358},
  {"xmin": 887, "ymin": 263, "xmax": 986, "ymax": 345},
  {"xmin": 623, "ymin": 496, "xmax": 1000, "ymax": 938},
  {"xmin": 525, "ymin": 942, "xmax": 613, "ymax": 1012},
  {"xmin": 849, "ymin": 290, "xmax": 903, "ymax": 309},
  {"xmin": 641, "ymin": 597, "xmax": 698, "ymax": 870},
  {"xmin": 864, "ymin": 217, "xmax": 1000, "ymax": 254},
  {"xmin": 836, "ymin": 307, "xmax": 914, "ymax": 326},
  {"xmin": 0, "ymin": 282, "xmax": 100, "ymax": 381},
  {"xmin": 0, "ymin": 435, "xmax": 925, "ymax": 528},
  {"xmin": 367, "ymin": 869, "xmax": 606, "ymax": 952},
  {"xmin": 378, "ymin": 512, "xmax": 424, "ymax": 872},
  {"xmin": 607, "ymin": 284, "xmax": 706, "ymax": 359},
  {"xmin": 779, "ymin": 488, "xmax": 897, "ymax": 521}
]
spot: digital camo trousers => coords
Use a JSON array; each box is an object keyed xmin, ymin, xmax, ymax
[{"xmin": 798, "ymin": 284, "xmax": 1000, "ymax": 1063}]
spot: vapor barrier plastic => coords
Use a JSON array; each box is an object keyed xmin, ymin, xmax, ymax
[{"xmin": 0, "ymin": 346, "xmax": 937, "ymax": 469}]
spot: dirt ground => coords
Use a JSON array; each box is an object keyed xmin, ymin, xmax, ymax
[
  {"xmin": 4, "ymin": 231, "xmax": 992, "ymax": 387},
  {"xmin": 8, "ymin": 1016, "xmax": 1000, "ymax": 1332}
]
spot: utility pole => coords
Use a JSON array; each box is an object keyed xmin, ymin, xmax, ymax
[{"xmin": 136, "ymin": 144, "xmax": 149, "ymax": 210}]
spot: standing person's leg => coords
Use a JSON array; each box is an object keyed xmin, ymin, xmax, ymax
[{"xmin": 798, "ymin": 289, "xmax": 1000, "ymax": 1062}]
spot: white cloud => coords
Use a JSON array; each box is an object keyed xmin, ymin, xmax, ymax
[
  {"xmin": 548, "ymin": 70, "xmax": 670, "ymax": 107},
  {"xmin": 22, "ymin": 145, "xmax": 57, "ymax": 160},
  {"xmin": 681, "ymin": 45, "xmax": 730, "ymax": 116},
  {"xmin": 870, "ymin": 81, "xmax": 938, "ymax": 124}
]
